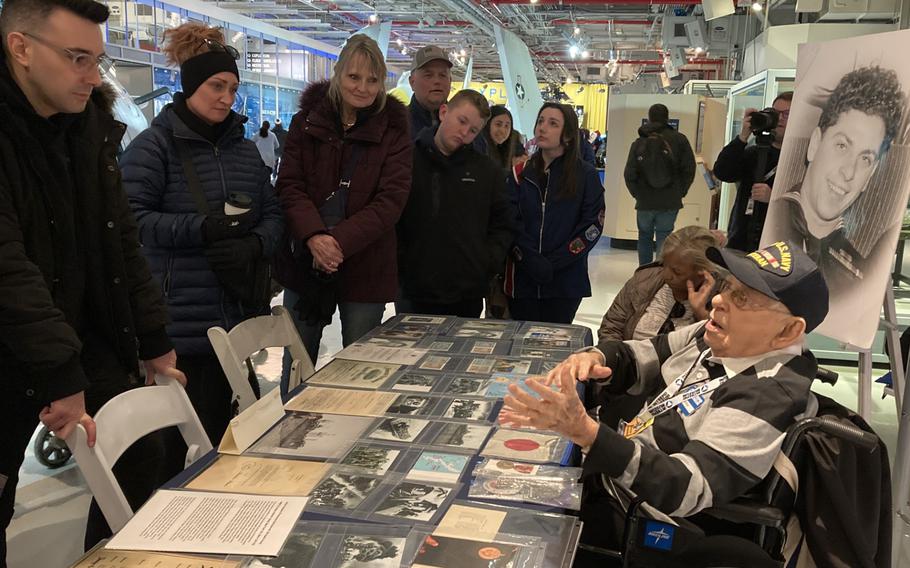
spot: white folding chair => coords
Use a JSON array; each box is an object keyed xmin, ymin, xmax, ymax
[
  {"xmin": 64, "ymin": 375, "xmax": 212, "ymax": 534},
  {"xmin": 208, "ymin": 305, "xmax": 314, "ymax": 412}
]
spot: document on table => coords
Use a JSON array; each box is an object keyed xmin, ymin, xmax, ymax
[
  {"xmin": 433, "ymin": 504, "xmax": 507, "ymax": 541},
  {"xmin": 335, "ymin": 343, "xmax": 428, "ymax": 366},
  {"xmin": 185, "ymin": 455, "xmax": 330, "ymax": 496},
  {"xmin": 72, "ymin": 548, "xmax": 240, "ymax": 568},
  {"xmin": 284, "ymin": 386, "xmax": 398, "ymax": 416},
  {"xmin": 106, "ymin": 489, "xmax": 306, "ymax": 556},
  {"xmin": 219, "ymin": 388, "xmax": 285, "ymax": 455}
]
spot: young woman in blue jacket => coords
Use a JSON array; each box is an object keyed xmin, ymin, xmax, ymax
[{"xmin": 504, "ymin": 103, "xmax": 605, "ymax": 324}]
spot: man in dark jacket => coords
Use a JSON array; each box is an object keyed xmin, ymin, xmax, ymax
[
  {"xmin": 408, "ymin": 45, "xmax": 452, "ymax": 141},
  {"xmin": 397, "ymin": 90, "xmax": 515, "ymax": 317},
  {"xmin": 0, "ymin": 0, "xmax": 184, "ymax": 560},
  {"xmin": 713, "ymin": 92, "xmax": 792, "ymax": 252},
  {"xmin": 624, "ymin": 104, "xmax": 696, "ymax": 265},
  {"xmin": 272, "ymin": 117, "xmax": 288, "ymax": 160}
]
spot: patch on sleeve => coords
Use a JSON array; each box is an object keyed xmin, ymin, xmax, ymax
[
  {"xmin": 569, "ymin": 238, "xmax": 586, "ymax": 255},
  {"xmin": 584, "ymin": 224, "xmax": 601, "ymax": 241}
]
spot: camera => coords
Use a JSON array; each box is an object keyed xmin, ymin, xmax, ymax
[
  {"xmin": 749, "ymin": 108, "xmax": 779, "ymax": 134},
  {"xmin": 749, "ymin": 107, "xmax": 779, "ymax": 146}
]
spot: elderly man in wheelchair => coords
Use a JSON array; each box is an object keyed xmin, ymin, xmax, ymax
[{"xmin": 501, "ymin": 241, "xmax": 887, "ymax": 567}]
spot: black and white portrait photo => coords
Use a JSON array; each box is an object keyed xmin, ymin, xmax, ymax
[
  {"xmin": 337, "ymin": 535, "xmax": 407, "ymax": 568},
  {"xmin": 762, "ymin": 30, "xmax": 910, "ymax": 347},
  {"xmin": 373, "ymin": 482, "xmax": 453, "ymax": 522},
  {"xmin": 308, "ymin": 474, "xmax": 381, "ymax": 510}
]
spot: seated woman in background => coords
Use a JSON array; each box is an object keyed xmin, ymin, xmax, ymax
[{"xmin": 598, "ymin": 225, "xmax": 720, "ymax": 343}]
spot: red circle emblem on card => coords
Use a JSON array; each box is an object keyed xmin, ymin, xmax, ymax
[
  {"xmin": 504, "ymin": 438, "xmax": 540, "ymax": 451},
  {"xmin": 479, "ymin": 547, "xmax": 504, "ymax": 560}
]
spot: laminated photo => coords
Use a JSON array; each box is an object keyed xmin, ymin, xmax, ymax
[
  {"xmin": 412, "ymin": 535, "xmax": 521, "ymax": 568},
  {"xmin": 454, "ymin": 328, "xmax": 504, "ymax": 339},
  {"xmin": 391, "ymin": 372, "xmax": 439, "ymax": 393},
  {"xmin": 406, "ymin": 451, "xmax": 470, "ymax": 484},
  {"xmin": 470, "ymin": 341, "xmax": 498, "ymax": 355},
  {"xmin": 401, "ymin": 315, "xmax": 448, "ymax": 324},
  {"xmin": 445, "ymin": 376, "xmax": 490, "ymax": 396},
  {"xmin": 368, "ymin": 417, "xmax": 430, "ymax": 443},
  {"xmin": 249, "ymin": 532, "xmax": 322, "ymax": 568},
  {"xmin": 432, "ymin": 423, "xmax": 493, "ymax": 450},
  {"xmin": 362, "ymin": 337, "xmax": 418, "ymax": 349},
  {"xmin": 762, "ymin": 30, "xmax": 910, "ymax": 348},
  {"xmin": 442, "ymin": 398, "xmax": 494, "ymax": 422},
  {"xmin": 305, "ymin": 359, "xmax": 399, "ymax": 390},
  {"xmin": 337, "ymin": 535, "xmax": 407, "ymax": 568},
  {"xmin": 385, "ymin": 395, "xmax": 435, "ymax": 416},
  {"xmin": 309, "ymin": 474, "xmax": 381, "ymax": 510},
  {"xmin": 340, "ymin": 444, "xmax": 402, "ymax": 475},
  {"xmin": 249, "ymin": 413, "xmax": 374, "ymax": 459},
  {"xmin": 466, "ymin": 358, "xmax": 496, "ymax": 374},
  {"xmin": 374, "ymin": 482, "xmax": 453, "ymax": 522},
  {"xmin": 481, "ymin": 429, "xmax": 565, "ymax": 463},
  {"xmin": 419, "ymin": 355, "xmax": 451, "ymax": 371}
]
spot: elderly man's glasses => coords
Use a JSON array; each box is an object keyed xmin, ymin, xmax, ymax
[
  {"xmin": 717, "ymin": 279, "xmax": 788, "ymax": 313},
  {"xmin": 199, "ymin": 38, "xmax": 240, "ymax": 60},
  {"xmin": 22, "ymin": 32, "xmax": 114, "ymax": 74}
]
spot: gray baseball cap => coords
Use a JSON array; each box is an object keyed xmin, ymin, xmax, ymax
[{"xmin": 410, "ymin": 45, "xmax": 453, "ymax": 72}]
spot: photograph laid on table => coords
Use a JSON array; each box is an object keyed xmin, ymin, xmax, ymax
[
  {"xmin": 373, "ymin": 482, "xmax": 454, "ymax": 522},
  {"xmin": 249, "ymin": 532, "xmax": 323, "ymax": 568},
  {"xmin": 406, "ymin": 452, "xmax": 470, "ymax": 484},
  {"xmin": 761, "ymin": 30, "xmax": 910, "ymax": 348},
  {"xmin": 305, "ymin": 359, "xmax": 399, "ymax": 389},
  {"xmin": 432, "ymin": 423, "xmax": 493, "ymax": 450},
  {"xmin": 336, "ymin": 535, "xmax": 407, "ymax": 568},
  {"xmin": 249, "ymin": 413, "xmax": 374, "ymax": 459},
  {"xmin": 340, "ymin": 444, "xmax": 402, "ymax": 475},
  {"xmin": 368, "ymin": 417, "xmax": 431, "ymax": 442},
  {"xmin": 391, "ymin": 372, "xmax": 442, "ymax": 393},
  {"xmin": 385, "ymin": 395, "xmax": 436, "ymax": 416},
  {"xmin": 443, "ymin": 398, "xmax": 494, "ymax": 421},
  {"xmin": 308, "ymin": 473, "xmax": 383, "ymax": 510}
]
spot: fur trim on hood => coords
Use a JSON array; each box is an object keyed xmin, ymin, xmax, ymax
[
  {"xmin": 91, "ymin": 80, "xmax": 118, "ymax": 116},
  {"xmin": 297, "ymin": 80, "xmax": 409, "ymax": 133}
]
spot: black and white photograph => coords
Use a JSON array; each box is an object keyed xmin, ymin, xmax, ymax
[
  {"xmin": 524, "ymin": 325, "xmax": 575, "ymax": 340},
  {"xmin": 522, "ymin": 337, "xmax": 571, "ymax": 349},
  {"xmin": 431, "ymin": 423, "xmax": 493, "ymax": 450},
  {"xmin": 402, "ymin": 315, "xmax": 448, "ymax": 325},
  {"xmin": 340, "ymin": 444, "xmax": 402, "ymax": 475},
  {"xmin": 309, "ymin": 474, "xmax": 382, "ymax": 510},
  {"xmin": 249, "ymin": 532, "xmax": 323, "ymax": 568},
  {"xmin": 762, "ymin": 30, "xmax": 910, "ymax": 348},
  {"xmin": 419, "ymin": 355, "xmax": 451, "ymax": 371},
  {"xmin": 460, "ymin": 320, "xmax": 513, "ymax": 332},
  {"xmin": 373, "ymin": 482, "xmax": 454, "ymax": 522},
  {"xmin": 379, "ymin": 323, "xmax": 437, "ymax": 340},
  {"xmin": 249, "ymin": 413, "xmax": 374, "ymax": 459},
  {"xmin": 443, "ymin": 398, "xmax": 494, "ymax": 422},
  {"xmin": 453, "ymin": 328, "xmax": 505, "ymax": 340},
  {"xmin": 391, "ymin": 372, "xmax": 440, "ymax": 393},
  {"xmin": 368, "ymin": 417, "xmax": 431, "ymax": 442},
  {"xmin": 428, "ymin": 341, "xmax": 456, "ymax": 352},
  {"xmin": 385, "ymin": 395, "xmax": 436, "ymax": 416},
  {"xmin": 445, "ymin": 376, "xmax": 490, "ymax": 396},
  {"xmin": 362, "ymin": 337, "xmax": 419, "ymax": 349},
  {"xmin": 465, "ymin": 358, "xmax": 496, "ymax": 374},
  {"xmin": 470, "ymin": 341, "xmax": 498, "ymax": 355},
  {"xmin": 336, "ymin": 535, "xmax": 407, "ymax": 568},
  {"xmin": 491, "ymin": 359, "xmax": 532, "ymax": 375}
]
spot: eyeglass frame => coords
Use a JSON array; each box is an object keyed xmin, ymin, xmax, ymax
[
  {"xmin": 21, "ymin": 32, "xmax": 114, "ymax": 75},
  {"xmin": 198, "ymin": 38, "xmax": 240, "ymax": 60},
  {"xmin": 716, "ymin": 277, "xmax": 791, "ymax": 314}
]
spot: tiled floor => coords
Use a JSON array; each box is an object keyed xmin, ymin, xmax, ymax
[{"xmin": 7, "ymin": 238, "xmax": 910, "ymax": 567}]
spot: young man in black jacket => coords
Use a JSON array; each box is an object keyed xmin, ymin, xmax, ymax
[
  {"xmin": 0, "ymin": 0, "xmax": 185, "ymax": 559},
  {"xmin": 624, "ymin": 103, "xmax": 696, "ymax": 265},
  {"xmin": 397, "ymin": 89, "xmax": 515, "ymax": 317},
  {"xmin": 713, "ymin": 92, "xmax": 792, "ymax": 252}
]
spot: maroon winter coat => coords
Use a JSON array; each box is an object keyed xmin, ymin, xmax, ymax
[{"xmin": 274, "ymin": 81, "xmax": 412, "ymax": 303}]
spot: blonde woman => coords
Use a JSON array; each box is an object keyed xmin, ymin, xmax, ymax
[{"xmin": 275, "ymin": 34, "xmax": 411, "ymax": 383}]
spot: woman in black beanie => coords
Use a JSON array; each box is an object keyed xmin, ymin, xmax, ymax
[{"xmin": 120, "ymin": 23, "xmax": 284, "ymax": 443}]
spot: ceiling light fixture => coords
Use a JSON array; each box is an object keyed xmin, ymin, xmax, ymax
[
  {"xmin": 396, "ymin": 38, "xmax": 403, "ymax": 46},
  {"xmin": 569, "ymin": 44, "xmax": 579, "ymax": 58},
  {"xmin": 694, "ymin": 46, "xmax": 704, "ymax": 54},
  {"xmin": 574, "ymin": 26, "xmax": 580, "ymax": 35},
  {"xmin": 460, "ymin": 48, "xmax": 467, "ymax": 56},
  {"xmin": 751, "ymin": 1, "xmax": 763, "ymax": 10},
  {"xmin": 368, "ymin": 13, "xmax": 378, "ymax": 23},
  {"xmin": 581, "ymin": 49, "xmax": 590, "ymax": 59}
]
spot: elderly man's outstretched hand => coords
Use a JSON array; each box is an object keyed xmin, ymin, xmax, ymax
[
  {"xmin": 543, "ymin": 351, "xmax": 612, "ymax": 387},
  {"xmin": 499, "ymin": 372, "xmax": 599, "ymax": 448}
]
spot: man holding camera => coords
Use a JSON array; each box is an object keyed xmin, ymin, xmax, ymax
[{"xmin": 713, "ymin": 92, "xmax": 792, "ymax": 252}]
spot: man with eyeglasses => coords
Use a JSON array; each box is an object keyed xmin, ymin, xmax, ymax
[
  {"xmin": 714, "ymin": 92, "xmax": 792, "ymax": 253},
  {"xmin": 0, "ymin": 0, "xmax": 184, "ymax": 560},
  {"xmin": 499, "ymin": 241, "xmax": 828, "ymax": 553}
]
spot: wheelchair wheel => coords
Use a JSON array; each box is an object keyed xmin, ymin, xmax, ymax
[{"xmin": 33, "ymin": 426, "xmax": 72, "ymax": 469}]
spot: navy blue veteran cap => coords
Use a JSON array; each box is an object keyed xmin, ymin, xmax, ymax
[{"xmin": 706, "ymin": 241, "xmax": 829, "ymax": 332}]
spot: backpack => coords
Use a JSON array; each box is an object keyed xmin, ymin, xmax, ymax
[{"xmin": 633, "ymin": 132, "xmax": 675, "ymax": 189}]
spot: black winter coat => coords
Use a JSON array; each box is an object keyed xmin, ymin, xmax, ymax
[
  {"xmin": 398, "ymin": 128, "xmax": 516, "ymax": 304},
  {"xmin": 0, "ymin": 59, "xmax": 172, "ymax": 406},
  {"xmin": 121, "ymin": 104, "xmax": 284, "ymax": 355}
]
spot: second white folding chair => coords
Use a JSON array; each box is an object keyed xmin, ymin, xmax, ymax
[{"xmin": 208, "ymin": 305, "xmax": 314, "ymax": 412}]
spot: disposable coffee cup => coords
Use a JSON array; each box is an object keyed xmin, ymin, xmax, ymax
[{"xmin": 224, "ymin": 192, "xmax": 252, "ymax": 216}]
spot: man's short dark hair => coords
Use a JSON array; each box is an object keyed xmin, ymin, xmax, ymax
[
  {"xmin": 648, "ymin": 103, "xmax": 669, "ymax": 124},
  {"xmin": 818, "ymin": 66, "xmax": 904, "ymax": 152},
  {"xmin": 773, "ymin": 91, "xmax": 793, "ymax": 105},
  {"xmin": 0, "ymin": 0, "xmax": 109, "ymax": 44}
]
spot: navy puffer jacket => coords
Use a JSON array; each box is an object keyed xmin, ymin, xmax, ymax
[{"xmin": 121, "ymin": 105, "xmax": 284, "ymax": 355}]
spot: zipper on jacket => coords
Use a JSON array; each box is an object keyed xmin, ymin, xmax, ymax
[
  {"xmin": 537, "ymin": 173, "xmax": 550, "ymax": 300},
  {"xmin": 213, "ymin": 145, "xmax": 229, "ymax": 201}
]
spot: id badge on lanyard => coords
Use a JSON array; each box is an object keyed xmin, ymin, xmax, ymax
[{"xmin": 617, "ymin": 350, "xmax": 726, "ymax": 439}]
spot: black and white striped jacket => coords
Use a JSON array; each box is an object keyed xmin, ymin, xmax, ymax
[{"xmin": 583, "ymin": 322, "xmax": 816, "ymax": 517}]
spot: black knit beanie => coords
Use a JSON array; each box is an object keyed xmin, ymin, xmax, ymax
[{"xmin": 180, "ymin": 50, "xmax": 239, "ymax": 98}]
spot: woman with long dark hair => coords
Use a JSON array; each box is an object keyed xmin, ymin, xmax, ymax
[
  {"xmin": 504, "ymin": 102, "xmax": 605, "ymax": 324},
  {"xmin": 482, "ymin": 105, "xmax": 522, "ymax": 171},
  {"xmin": 254, "ymin": 119, "xmax": 280, "ymax": 171}
]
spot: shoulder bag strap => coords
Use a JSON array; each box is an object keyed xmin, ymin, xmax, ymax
[{"xmin": 172, "ymin": 136, "xmax": 210, "ymax": 215}]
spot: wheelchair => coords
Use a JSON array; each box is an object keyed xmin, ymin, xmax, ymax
[{"xmin": 574, "ymin": 366, "xmax": 886, "ymax": 568}]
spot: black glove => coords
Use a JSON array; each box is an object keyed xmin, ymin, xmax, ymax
[
  {"xmin": 203, "ymin": 211, "xmax": 255, "ymax": 243},
  {"xmin": 205, "ymin": 235, "xmax": 262, "ymax": 272}
]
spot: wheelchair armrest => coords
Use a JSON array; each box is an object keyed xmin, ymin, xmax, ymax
[{"xmin": 702, "ymin": 499, "xmax": 785, "ymax": 528}]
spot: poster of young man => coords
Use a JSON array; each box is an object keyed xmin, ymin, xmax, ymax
[{"xmin": 762, "ymin": 29, "xmax": 910, "ymax": 348}]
